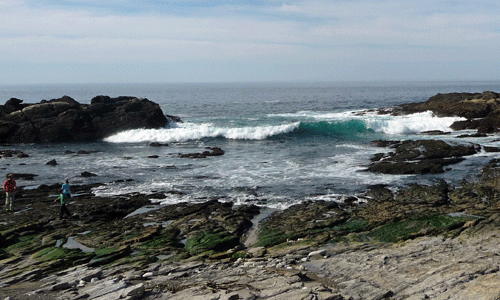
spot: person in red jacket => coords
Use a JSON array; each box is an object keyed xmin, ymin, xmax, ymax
[{"xmin": 3, "ymin": 174, "xmax": 17, "ymax": 211}]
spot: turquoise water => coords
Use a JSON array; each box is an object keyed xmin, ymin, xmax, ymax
[{"xmin": 2, "ymin": 81, "xmax": 500, "ymax": 209}]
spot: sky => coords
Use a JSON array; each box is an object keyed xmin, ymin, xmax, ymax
[{"xmin": 1, "ymin": 0, "xmax": 500, "ymax": 84}]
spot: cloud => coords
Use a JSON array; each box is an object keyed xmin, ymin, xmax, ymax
[{"xmin": 1, "ymin": 0, "xmax": 499, "ymax": 83}]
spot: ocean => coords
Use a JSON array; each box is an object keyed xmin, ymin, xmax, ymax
[{"xmin": 2, "ymin": 81, "xmax": 500, "ymax": 209}]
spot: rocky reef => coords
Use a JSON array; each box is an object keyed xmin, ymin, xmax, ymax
[
  {"xmin": 398, "ymin": 91, "xmax": 500, "ymax": 133},
  {"xmin": 366, "ymin": 139, "xmax": 481, "ymax": 174},
  {"xmin": 0, "ymin": 95, "xmax": 171, "ymax": 143}
]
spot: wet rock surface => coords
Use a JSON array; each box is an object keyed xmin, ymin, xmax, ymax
[
  {"xmin": 0, "ymin": 95, "xmax": 174, "ymax": 143},
  {"xmin": 366, "ymin": 139, "xmax": 480, "ymax": 174},
  {"xmin": 178, "ymin": 147, "xmax": 225, "ymax": 159},
  {"xmin": 3, "ymin": 159, "xmax": 500, "ymax": 299}
]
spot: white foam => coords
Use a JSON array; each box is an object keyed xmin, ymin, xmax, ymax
[
  {"xmin": 104, "ymin": 122, "xmax": 300, "ymax": 143},
  {"xmin": 272, "ymin": 110, "xmax": 465, "ymax": 135},
  {"xmin": 364, "ymin": 111, "xmax": 464, "ymax": 135}
]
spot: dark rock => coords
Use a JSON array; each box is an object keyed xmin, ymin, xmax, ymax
[
  {"xmin": 399, "ymin": 91, "xmax": 499, "ymax": 119},
  {"xmin": 206, "ymin": 147, "xmax": 224, "ymax": 156},
  {"xmin": 484, "ymin": 146, "xmax": 500, "ymax": 152},
  {"xmin": 260, "ymin": 200, "xmax": 348, "ymax": 247},
  {"xmin": 370, "ymin": 140, "xmax": 399, "ymax": 148},
  {"xmin": 147, "ymin": 155, "xmax": 159, "ymax": 158},
  {"xmin": 77, "ymin": 150, "xmax": 99, "ymax": 155},
  {"xmin": 178, "ymin": 147, "xmax": 225, "ymax": 159},
  {"xmin": 356, "ymin": 181, "xmax": 453, "ymax": 225},
  {"xmin": 81, "ymin": 171, "xmax": 97, "ymax": 177},
  {"xmin": 366, "ymin": 140, "xmax": 479, "ymax": 175},
  {"xmin": 11, "ymin": 173, "xmax": 38, "ymax": 180},
  {"xmin": 178, "ymin": 153, "xmax": 205, "ymax": 159},
  {"xmin": 150, "ymin": 142, "xmax": 169, "ymax": 147},
  {"xmin": 395, "ymin": 180, "xmax": 450, "ymax": 206},
  {"xmin": 396, "ymin": 91, "xmax": 500, "ymax": 133},
  {"xmin": 46, "ymin": 159, "xmax": 57, "ymax": 166},
  {"xmin": 0, "ymin": 95, "xmax": 176, "ymax": 143},
  {"xmin": 457, "ymin": 133, "xmax": 488, "ymax": 138},
  {"xmin": 420, "ymin": 130, "xmax": 451, "ymax": 136},
  {"xmin": 0, "ymin": 149, "xmax": 29, "ymax": 158},
  {"xmin": 148, "ymin": 192, "xmax": 167, "ymax": 199},
  {"xmin": 363, "ymin": 184, "xmax": 395, "ymax": 203},
  {"xmin": 166, "ymin": 115, "xmax": 183, "ymax": 123},
  {"xmin": 343, "ymin": 196, "xmax": 358, "ymax": 205}
]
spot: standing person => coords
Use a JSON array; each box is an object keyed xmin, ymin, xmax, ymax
[
  {"xmin": 55, "ymin": 189, "xmax": 72, "ymax": 219},
  {"xmin": 3, "ymin": 174, "xmax": 17, "ymax": 211},
  {"xmin": 62, "ymin": 180, "xmax": 71, "ymax": 199}
]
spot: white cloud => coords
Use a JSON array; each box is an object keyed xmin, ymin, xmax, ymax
[{"xmin": 0, "ymin": 0, "xmax": 499, "ymax": 83}]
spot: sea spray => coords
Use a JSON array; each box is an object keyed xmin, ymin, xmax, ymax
[{"xmin": 363, "ymin": 111, "xmax": 465, "ymax": 134}]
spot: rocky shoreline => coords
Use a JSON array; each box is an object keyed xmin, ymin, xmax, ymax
[
  {"xmin": 2, "ymin": 91, "xmax": 500, "ymax": 299},
  {"xmin": 3, "ymin": 160, "xmax": 500, "ymax": 300}
]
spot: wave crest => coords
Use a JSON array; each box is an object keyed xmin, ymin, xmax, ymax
[{"xmin": 104, "ymin": 122, "xmax": 300, "ymax": 143}]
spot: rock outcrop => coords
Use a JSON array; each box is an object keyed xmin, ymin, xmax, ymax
[
  {"xmin": 366, "ymin": 139, "xmax": 480, "ymax": 174},
  {"xmin": 0, "ymin": 95, "xmax": 171, "ymax": 143},
  {"xmin": 397, "ymin": 91, "xmax": 500, "ymax": 133}
]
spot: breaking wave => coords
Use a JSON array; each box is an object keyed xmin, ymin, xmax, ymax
[{"xmin": 104, "ymin": 111, "xmax": 465, "ymax": 143}]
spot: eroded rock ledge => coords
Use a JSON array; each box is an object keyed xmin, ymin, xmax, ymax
[{"xmin": 0, "ymin": 95, "xmax": 172, "ymax": 143}]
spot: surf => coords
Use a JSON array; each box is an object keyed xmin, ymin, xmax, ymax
[
  {"xmin": 104, "ymin": 110, "xmax": 465, "ymax": 143},
  {"xmin": 103, "ymin": 122, "xmax": 301, "ymax": 143}
]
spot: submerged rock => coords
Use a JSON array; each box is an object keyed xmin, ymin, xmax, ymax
[
  {"xmin": 81, "ymin": 171, "xmax": 97, "ymax": 177},
  {"xmin": 0, "ymin": 150, "xmax": 29, "ymax": 158},
  {"xmin": 178, "ymin": 147, "xmax": 225, "ymax": 159}
]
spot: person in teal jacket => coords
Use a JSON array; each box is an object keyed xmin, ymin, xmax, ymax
[
  {"xmin": 55, "ymin": 189, "xmax": 72, "ymax": 219},
  {"xmin": 61, "ymin": 180, "xmax": 71, "ymax": 199}
]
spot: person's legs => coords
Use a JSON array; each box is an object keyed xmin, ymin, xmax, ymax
[
  {"xmin": 60, "ymin": 204, "xmax": 71, "ymax": 219},
  {"xmin": 5, "ymin": 192, "xmax": 13, "ymax": 210}
]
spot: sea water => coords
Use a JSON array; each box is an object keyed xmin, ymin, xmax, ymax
[{"xmin": 1, "ymin": 81, "xmax": 500, "ymax": 209}]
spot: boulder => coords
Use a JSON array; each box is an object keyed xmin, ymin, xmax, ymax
[
  {"xmin": 0, "ymin": 95, "xmax": 173, "ymax": 143},
  {"xmin": 46, "ymin": 159, "xmax": 58, "ymax": 166},
  {"xmin": 81, "ymin": 171, "xmax": 97, "ymax": 177}
]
